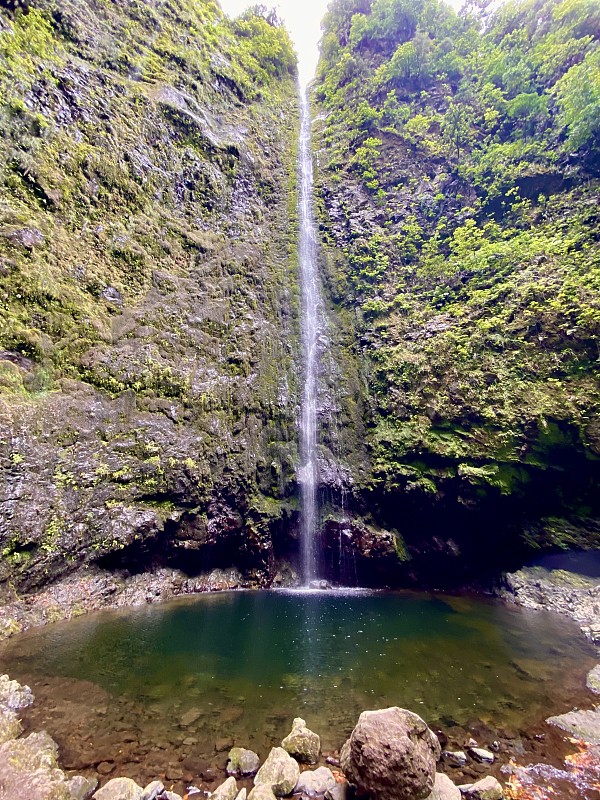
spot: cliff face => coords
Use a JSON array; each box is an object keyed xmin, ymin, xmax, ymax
[
  {"xmin": 0, "ymin": 0, "xmax": 300, "ymax": 590},
  {"xmin": 314, "ymin": 0, "xmax": 600, "ymax": 583}
]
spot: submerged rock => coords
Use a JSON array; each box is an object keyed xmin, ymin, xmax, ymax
[
  {"xmin": 281, "ymin": 717, "xmax": 321, "ymax": 764},
  {"xmin": 254, "ymin": 747, "xmax": 300, "ymax": 796},
  {"xmin": 468, "ymin": 747, "xmax": 494, "ymax": 764},
  {"xmin": 93, "ymin": 778, "xmax": 143, "ymax": 800},
  {"xmin": 293, "ymin": 767, "xmax": 336, "ymax": 796},
  {"xmin": 547, "ymin": 706, "xmax": 600, "ymax": 743},
  {"xmin": 340, "ymin": 708, "xmax": 440, "ymax": 800},
  {"xmin": 227, "ymin": 747, "xmax": 261, "ymax": 776},
  {"xmin": 425, "ymin": 774, "xmax": 461, "ymax": 800}
]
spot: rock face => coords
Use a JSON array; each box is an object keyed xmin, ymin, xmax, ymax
[
  {"xmin": 281, "ymin": 717, "xmax": 321, "ymax": 764},
  {"xmin": 340, "ymin": 708, "xmax": 441, "ymax": 800},
  {"xmin": 227, "ymin": 747, "xmax": 261, "ymax": 777},
  {"xmin": 254, "ymin": 747, "xmax": 300, "ymax": 796},
  {"xmin": 0, "ymin": 0, "xmax": 299, "ymax": 598}
]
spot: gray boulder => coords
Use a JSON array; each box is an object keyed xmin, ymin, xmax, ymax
[
  {"xmin": 141, "ymin": 782, "xmax": 165, "ymax": 800},
  {"xmin": 93, "ymin": 778, "xmax": 143, "ymax": 800},
  {"xmin": 281, "ymin": 718, "xmax": 320, "ymax": 764},
  {"xmin": 294, "ymin": 767, "xmax": 337, "ymax": 796},
  {"xmin": 227, "ymin": 747, "xmax": 261, "ymax": 776},
  {"xmin": 0, "ymin": 707, "xmax": 22, "ymax": 744},
  {"xmin": 340, "ymin": 708, "xmax": 441, "ymax": 800},
  {"xmin": 254, "ymin": 747, "xmax": 300, "ymax": 796},
  {"xmin": 211, "ymin": 777, "xmax": 239, "ymax": 800},
  {"xmin": 547, "ymin": 706, "xmax": 600, "ymax": 744},
  {"xmin": 468, "ymin": 748, "xmax": 494, "ymax": 764},
  {"xmin": 0, "ymin": 674, "xmax": 34, "ymax": 711},
  {"xmin": 66, "ymin": 776, "xmax": 98, "ymax": 800},
  {"xmin": 425, "ymin": 774, "xmax": 461, "ymax": 800}
]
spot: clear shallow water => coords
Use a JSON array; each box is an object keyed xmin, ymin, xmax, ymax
[{"xmin": 0, "ymin": 589, "xmax": 596, "ymax": 788}]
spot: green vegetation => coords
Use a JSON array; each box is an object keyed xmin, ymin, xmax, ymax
[{"xmin": 315, "ymin": 0, "xmax": 600, "ymax": 550}]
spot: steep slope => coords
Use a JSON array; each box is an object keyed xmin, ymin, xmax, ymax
[
  {"xmin": 314, "ymin": 0, "xmax": 600, "ymax": 583},
  {"xmin": 0, "ymin": 0, "xmax": 300, "ymax": 590}
]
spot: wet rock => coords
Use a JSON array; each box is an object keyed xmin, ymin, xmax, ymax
[
  {"xmin": 461, "ymin": 777, "xmax": 503, "ymax": 800},
  {"xmin": 0, "ymin": 729, "xmax": 82, "ymax": 800},
  {"xmin": 66, "ymin": 775, "xmax": 98, "ymax": 800},
  {"xmin": 282, "ymin": 717, "xmax": 321, "ymax": 764},
  {"xmin": 141, "ymin": 781, "xmax": 165, "ymax": 800},
  {"xmin": 425, "ymin": 774, "xmax": 461, "ymax": 800},
  {"xmin": 340, "ymin": 708, "xmax": 440, "ymax": 800},
  {"xmin": 93, "ymin": 779, "xmax": 143, "ymax": 800},
  {"xmin": 254, "ymin": 747, "xmax": 300, "ymax": 796},
  {"xmin": 0, "ymin": 707, "xmax": 22, "ymax": 744},
  {"xmin": 0, "ymin": 673, "xmax": 34, "ymax": 710},
  {"xmin": 248, "ymin": 787, "xmax": 278, "ymax": 800},
  {"xmin": 547, "ymin": 706, "xmax": 600, "ymax": 743},
  {"xmin": 325, "ymin": 786, "xmax": 347, "ymax": 800},
  {"xmin": 227, "ymin": 747, "xmax": 261, "ymax": 776},
  {"xmin": 211, "ymin": 777, "xmax": 239, "ymax": 800},
  {"xmin": 467, "ymin": 748, "xmax": 494, "ymax": 764},
  {"xmin": 587, "ymin": 665, "xmax": 600, "ymax": 695},
  {"xmin": 180, "ymin": 708, "xmax": 202, "ymax": 727},
  {"xmin": 442, "ymin": 751, "xmax": 467, "ymax": 767},
  {"xmin": 216, "ymin": 737, "xmax": 235, "ymax": 752},
  {"xmin": 97, "ymin": 761, "xmax": 116, "ymax": 775},
  {"xmin": 294, "ymin": 767, "xmax": 336, "ymax": 796}
]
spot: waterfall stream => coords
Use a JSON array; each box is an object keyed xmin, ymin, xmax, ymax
[{"xmin": 298, "ymin": 89, "xmax": 321, "ymax": 585}]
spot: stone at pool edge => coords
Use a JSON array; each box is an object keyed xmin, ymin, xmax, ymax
[
  {"xmin": 281, "ymin": 717, "xmax": 321, "ymax": 764},
  {"xmin": 92, "ymin": 777, "xmax": 143, "ymax": 800},
  {"xmin": 227, "ymin": 746, "xmax": 261, "ymax": 776},
  {"xmin": 254, "ymin": 747, "xmax": 300, "ymax": 796},
  {"xmin": 341, "ymin": 707, "xmax": 440, "ymax": 800},
  {"xmin": 0, "ymin": 673, "xmax": 34, "ymax": 710},
  {"xmin": 211, "ymin": 776, "xmax": 239, "ymax": 800},
  {"xmin": 547, "ymin": 705, "xmax": 600, "ymax": 744},
  {"xmin": 293, "ymin": 766, "xmax": 337, "ymax": 796},
  {"xmin": 586, "ymin": 664, "xmax": 600, "ymax": 695},
  {"xmin": 459, "ymin": 776, "xmax": 504, "ymax": 800},
  {"xmin": 424, "ymin": 773, "xmax": 461, "ymax": 800}
]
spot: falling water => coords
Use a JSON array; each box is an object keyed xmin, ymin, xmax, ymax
[{"xmin": 298, "ymin": 89, "xmax": 321, "ymax": 585}]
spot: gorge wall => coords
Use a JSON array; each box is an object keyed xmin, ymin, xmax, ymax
[
  {"xmin": 0, "ymin": 0, "xmax": 300, "ymax": 591},
  {"xmin": 313, "ymin": 0, "xmax": 600, "ymax": 585},
  {"xmin": 0, "ymin": 0, "xmax": 599, "ymax": 597}
]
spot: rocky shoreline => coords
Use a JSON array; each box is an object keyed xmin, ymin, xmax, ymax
[{"xmin": 1, "ymin": 563, "xmax": 600, "ymax": 798}]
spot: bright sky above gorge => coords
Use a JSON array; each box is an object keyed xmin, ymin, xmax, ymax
[{"xmin": 219, "ymin": 0, "xmax": 331, "ymax": 85}]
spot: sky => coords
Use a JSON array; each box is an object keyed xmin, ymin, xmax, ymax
[{"xmin": 219, "ymin": 0, "xmax": 331, "ymax": 86}]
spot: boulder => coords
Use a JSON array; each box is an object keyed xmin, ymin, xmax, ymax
[
  {"xmin": 67, "ymin": 776, "xmax": 98, "ymax": 800},
  {"xmin": 294, "ymin": 767, "xmax": 337, "ymax": 796},
  {"xmin": 211, "ymin": 777, "xmax": 239, "ymax": 800},
  {"xmin": 254, "ymin": 747, "xmax": 300, "ymax": 796},
  {"xmin": 93, "ymin": 779, "xmax": 143, "ymax": 800},
  {"xmin": 0, "ymin": 707, "xmax": 22, "ymax": 744},
  {"xmin": 340, "ymin": 708, "xmax": 441, "ymax": 800},
  {"xmin": 424, "ymin": 774, "xmax": 461, "ymax": 800},
  {"xmin": 248, "ymin": 787, "xmax": 278, "ymax": 800},
  {"xmin": 282, "ymin": 718, "xmax": 320, "ymax": 764},
  {"xmin": 141, "ymin": 782, "xmax": 165, "ymax": 800},
  {"xmin": 325, "ymin": 786, "xmax": 347, "ymax": 800},
  {"xmin": 227, "ymin": 747, "xmax": 261, "ymax": 776},
  {"xmin": 461, "ymin": 777, "xmax": 503, "ymax": 800},
  {"xmin": 235, "ymin": 791, "xmax": 247, "ymax": 800}
]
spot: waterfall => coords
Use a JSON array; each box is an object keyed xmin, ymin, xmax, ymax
[{"xmin": 298, "ymin": 89, "xmax": 321, "ymax": 586}]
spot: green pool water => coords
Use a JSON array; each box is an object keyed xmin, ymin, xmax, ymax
[{"xmin": 0, "ymin": 589, "xmax": 595, "ymax": 759}]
